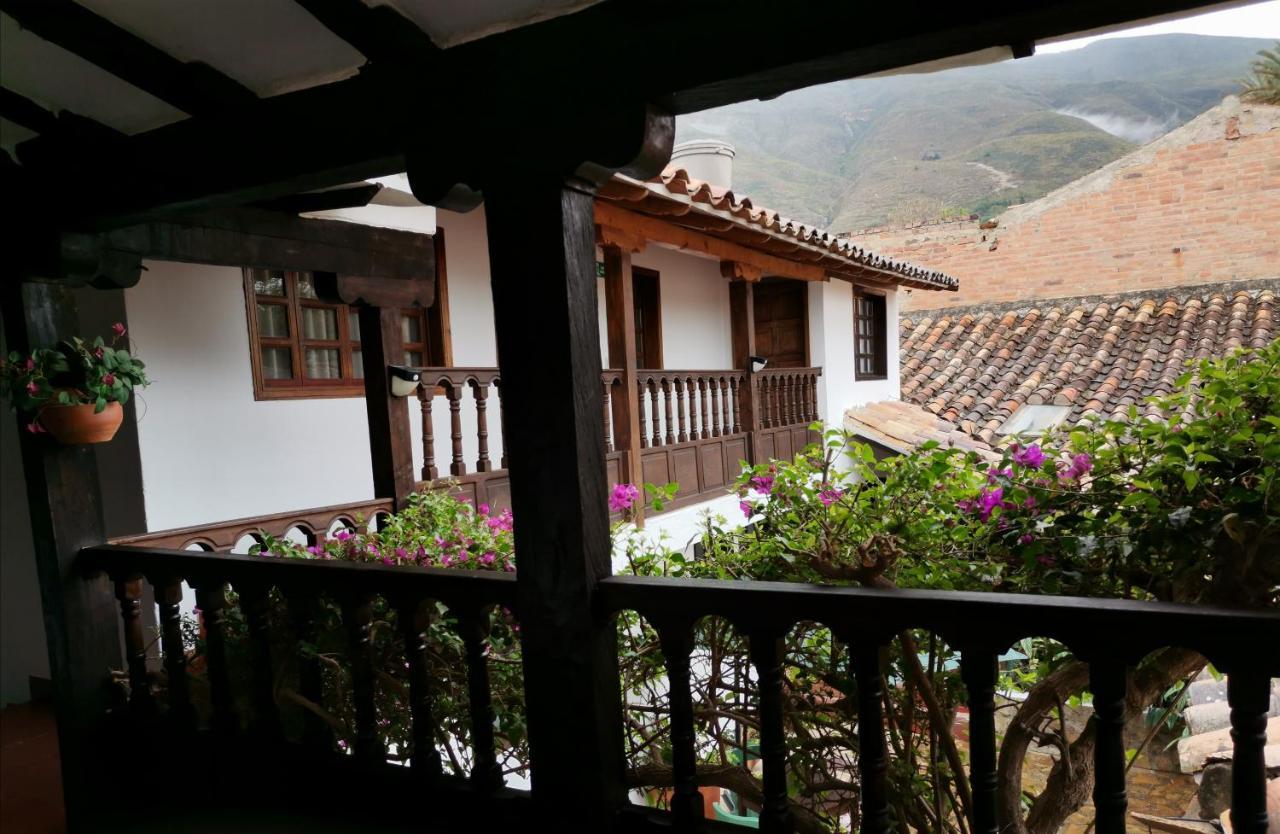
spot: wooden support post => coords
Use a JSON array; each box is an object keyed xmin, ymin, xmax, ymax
[
  {"xmin": 603, "ymin": 243, "xmax": 644, "ymax": 506},
  {"xmin": 357, "ymin": 305, "xmax": 415, "ymax": 508},
  {"xmin": 729, "ymin": 279, "xmax": 759, "ymax": 460},
  {"xmin": 1, "ymin": 281, "xmax": 122, "ymax": 831},
  {"xmin": 483, "ymin": 175, "xmax": 627, "ymax": 830}
]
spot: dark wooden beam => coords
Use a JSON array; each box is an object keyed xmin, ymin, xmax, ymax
[
  {"xmin": 0, "ymin": 0, "xmax": 256, "ymax": 116},
  {"xmin": 484, "ymin": 173, "xmax": 627, "ymax": 830},
  {"xmin": 7, "ymin": 0, "xmax": 1226, "ymax": 226},
  {"xmin": 358, "ymin": 306, "xmax": 416, "ymax": 508},
  {"xmin": 293, "ymin": 0, "xmax": 439, "ymax": 64},
  {"xmin": 0, "ymin": 87, "xmax": 124, "ymax": 143},
  {"xmin": 252, "ymin": 183, "xmax": 382, "ymax": 215},
  {"xmin": 0, "ymin": 281, "xmax": 123, "ymax": 831}
]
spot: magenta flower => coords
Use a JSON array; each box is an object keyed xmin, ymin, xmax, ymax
[
  {"xmin": 480, "ymin": 552, "xmax": 496, "ymax": 566},
  {"xmin": 976, "ymin": 486, "xmax": 1004, "ymax": 521},
  {"xmin": 25, "ymin": 381, "xmax": 38, "ymax": 394},
  {"xmin": 1019, "ymin": 533, "xmax": 1035, "ymax": 545},
  {"xmin": 101, "ymin": 373, "xmax": 116, "ymax": 386},
  {"xmin": 749, "ymin": 474, "xmax": 775, "ymax": 495},
  {"xmin": 23, "ymin": 357, "xmax": 35, "ymax": 371},
  {"xmin": 477, "ymin": 503, "xmax": 490, "ymax": 516},
  {"xmin": 333, "ymin": 529, "xmax": 352, "ymax": 542},
  {"xmin": 306, "ymin": 545, "xmax": 324, "ymax": 556},
  {"xmin": 394, "ymin": 547, "xmax": 409, "ymax": 561},
  {"xmin": 1013, "ymin": 444, "xmax": 1045, "ymax": 468},
  {"xmin": 609, "ymin": 483, "xmax": 640, "ymax": 513},
  {"xmin": 111, "ymin": 322, "xmax": 126, "ymax": 336},
  {"xmin": 1059, "ymin": 453, "xmax": 1093, "ymax": 481},
  {"xmin": 739, "ymin": 500, "xmax": 754, "ymax": 519},
  {"xmin": 503, "ymin": 561, "xmax": 515, "ymax": 572},
  {"xmin": 819, "ymin": 488, "xmax": 844, "ymax": 507},
  {"xmin": 987, "ymin": 467, "xmax": 1013, "ymax": 484},
  {"xmin": 25, "ymin": 421, "xmax": 44, "ymax": 434}
]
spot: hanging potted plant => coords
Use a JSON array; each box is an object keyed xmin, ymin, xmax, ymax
[{"xmin": 0, "ymin": 322, "xmax": 149, "ymax": 444}]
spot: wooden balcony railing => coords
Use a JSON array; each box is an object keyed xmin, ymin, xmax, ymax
[
  {"xmin": 414, "ymin": 365, "xmax": 822, "ymax": 514},
  {"xmin": 82, "ymin": 544, "xmax": 1279, "ymax": 834}
]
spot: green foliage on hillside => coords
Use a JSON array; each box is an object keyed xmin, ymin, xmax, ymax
[
  {"xmin": 678, "ymin": 34, "xmax": 1270, "ymax": 230},
  {"xmin": 1240, "ymin": 43, "xmax": 1280, "ymax": 104}
]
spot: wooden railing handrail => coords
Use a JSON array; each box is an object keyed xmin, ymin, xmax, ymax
[
  {"xmin": 84, "ymin": 543, "xmax": 518, "ymax": 608},
  {"xmin": 108, "ymin": 498, "xmax": 394, "ymax": 549},
  {"xmin": 596, "ymin": 574, "xmax": 1280, "ymax": 666}
]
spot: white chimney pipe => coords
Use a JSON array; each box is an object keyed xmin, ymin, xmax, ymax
[{"xmin": 670, "ymin": 139, "xmax": 735, "ymax": 189}]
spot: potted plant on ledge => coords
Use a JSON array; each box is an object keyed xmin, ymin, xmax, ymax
[{"xmin": 1, "ymin": 322, "xmax": 149, "ymax": 444}]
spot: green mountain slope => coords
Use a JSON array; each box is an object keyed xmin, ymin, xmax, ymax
[{"xmin": 676, "ymin": 34, "xmax": 1272, "ymax": 230}]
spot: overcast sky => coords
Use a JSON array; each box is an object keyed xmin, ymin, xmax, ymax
[{"xmin": 1039, "ymin": 0, "xmax": 1280, "ymax": 52}]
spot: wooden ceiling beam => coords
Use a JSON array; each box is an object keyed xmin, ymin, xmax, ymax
[
  {"xmin": 595, "ymin": 202, "xmax": 826, "ymax": 283},
  {"xmin": 0, "ymin": 0, "xmax": 256, "ymax": 116},
  {"xmin": 252, "ymin": 182, "xmax": 383, "ymax": 214},
  {"xmin": 0, "ymin": 86, "xmax": 123, "ymax": 143},
  {"xmin": 293, "ymin": 0, "xmax": 439, "ymax": 64}
]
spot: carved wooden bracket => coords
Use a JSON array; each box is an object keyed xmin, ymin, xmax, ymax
[
  {"xmin": 596, "ymin": 224, "xmax": 645, "ymax": 253},
  {"xmin": 720, "ymin": 260, "xmax": 762, "ymax": 283}
]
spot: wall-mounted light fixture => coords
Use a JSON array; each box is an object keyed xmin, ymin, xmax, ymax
[
  {"xmin": 388, "ymin": 365, "xmax": 422, "ymax": 398},
  {"xmin": 749, "ymin": 355, "xmax": 768, "ymax": 373}
]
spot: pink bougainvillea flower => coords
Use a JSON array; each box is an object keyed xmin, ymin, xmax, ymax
[
  {"xmin": 25, "ymin": 381, "xmax": 39, "ymax": 394},
  {"xmin": 503, "ymin": 561, "xmax": 515, "ymax": 573},
  {"xmin": 306, "ymin": 545, "xmax": 324, "ymax": 556},
  {"xmin": 819, "ymin": 488, "xmax": 844, "ymax": 507},
  {"xmin": 749, "ymin": 474, "xmax": 775, "ymax": 495},
  {"xmin": 94, "ymin": 347, "xmax": 105, "ymax": 359},
  {"xmin": 101, "ymin": 373, "xmax": 116, "ymax": 386},
  {"xmin": 480, "ymin": 551, "xmax": 496, "ymax": 566},
  {"xmin": 739, "ymin": 500, "xmax": 754, "ymax": 519},
  {"xmin": 477, "ymin": 503, "xmax": 490, "ymax": 516},
  {"xmin": 1058, "ymin": 453, "xmax": 1093, "ymax": 481},
  {"xmin": 1013, "ymin": 444, "xmax": 1045, "ymax": 468},
  {"xmin": 394, "ymin": 547, "xmax": 409, "ymax": 561},
  {"xmin": 986, "ymin": 467, "xmax": 1013, "ymax": 484},
  {"xmin": 1019, "ymin": 533, "xmax": 1035, "ymax": 545},
  {"xmin": 23, "ymin": 357, "xmax": 36, "ymax": 371},
  {"xmin": 608, "ymin": 483, "xmax": 640, "ymax": 513},
  {"xmin": 111, "ymin": 322, "xmax": 126, "ymax": 336},
  {"xmin": 976, "ymin": 486, "xmax": 1003, "ymax": 521},
  {"xmin": 333, "ymin": 529, "xmax": 352, "ymax": 542},
  {"xmin": 25, "ymin": 421, "xmax": 45, "ymax": 434}
]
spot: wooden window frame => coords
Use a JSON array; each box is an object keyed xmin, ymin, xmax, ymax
[
  {"xmin": 243, "ymin": 228, "xmax": 452, "ymax": 400},
  {"xmin": 853, "ymin": 288, "xmax": 888, "ymax": 381}
]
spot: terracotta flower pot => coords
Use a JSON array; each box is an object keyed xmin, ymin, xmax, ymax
[{"xmin": 38, "ymin": 401, "xmax": 124, "ymax": 444}]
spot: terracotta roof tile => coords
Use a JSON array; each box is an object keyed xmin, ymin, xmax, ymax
[
  {"xmin": 900, "ymin": 284, "xmax": 1279, "ymax": 440},
  {"xmin": 599, "ymin": 167, "xmax": 958, "ymax": 292}
]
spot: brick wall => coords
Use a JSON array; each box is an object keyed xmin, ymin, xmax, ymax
[{"xmin": 853, "ymin": 100, "xmax": 1280, "ymax": 312}]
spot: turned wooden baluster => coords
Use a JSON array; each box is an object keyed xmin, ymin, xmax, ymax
[
  {"xmin": 447, "ymin": 382, "xmax": 467, "ymax": 476},
  {"xmin": 1227, "ymin": 670, "xmax": 1273, "ymax": 834},
  {"xmin": 344, "ymin": 594, "xmax": 381, "ymax": 764},
  {"xmin": 239, "ymin": 584, "xmax": 282, "ymax": 740},
  {"xmin": 649, "ymin": 378, "xmax": 662, "ymax": 447},
  {"xmin": 397, "ymin": 597, "xmax": 443, "ymax": 782},
  {"xmin": 194, "ymin": 582, "xmax": 237, "ymax": 734},
  {"xmin": 115, "ymin": 577, "xmax": 157, "ymax": 717},
  {"xmin": 153, "ymin": 577, "xmax": 196, "ymax": 730},
  {"xmin": 472, "ymin": 379, "xmax": 492, "ymax": 472},
  {"xmin": 961, "ymin": 649, "xmax": 999, "ymax": 834},
  {"xmin": 709, "ymin": 375, "xmax": 722, "ymax": 437},
  {"xmin": 699, "ymin": 377, "xmax": 711, "ymax": 440},
  {"xmin": 676, "ymin": 376, "xmax": 689, "ymax": 443},
  {"xmin": 418, "ymin": 385, "xmax": 438, "ymax": 481},
  {"xmin": 783, "ymin": 374, "xmax": 795, "ymax": 425},
  {"xmin": 1090, "ymin": 659, "xmax": 1128, "ymax": 834},
  {"xmin": 602, "ymin": 380, "xmax": 614, "ymax": 452},
  {"xmin": 638, "ymin": 379, "xmax": 650, "ymax": 449},
  {"xmin": 495, "ymin": 380, "xmax": 508, "ymax": 469},
  {"xmin": 731, "ymin": 377, "xmax": 742, "ymax": 433},
  {"xmin": 719, "ymin": 376, "xmax": 731, "ymax": 435},
  {"xmin": 662, "ymin": 377, "xmax": 676, "ymax": 446},
  {"xmin": 760, "ymin": 376, "xmax": 773, "ymax": 429},
  {"xmin": 459, "ymin": 610, "xmax": 503, "ymax": 791},
  {"xmin": 749, "ymin": 629, "xmax": 793, "ymax": 833},
  {"xmin": 658, "ymin": 620, "xmax": 703, "ymax": 831},
  {"xmin": 852, "ymin": 641, "xmax": 892, "ymax": 834},
  {"xmin": 288, "ymin": 593, "xmax": 331, "ymax": 752}
]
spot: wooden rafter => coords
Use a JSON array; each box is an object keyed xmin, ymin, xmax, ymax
[
  {"xmin": 253, "ymin": 182, "xmax": 383, "ymax": 214},
  {"xmin": 0, "ymin": 86, "xmax": 122, "ymax": 142},
  {"xmin": 293, "ymin": 0, "xmax": 439, "ymax": 64},
  {"xmin": 0, "ymin": 0, "xmax": 256, "ymax": 116}
]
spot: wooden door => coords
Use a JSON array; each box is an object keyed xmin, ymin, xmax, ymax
[
  {"xmin": 633, "ymin": 267, "xmax": 662, "ymax": 369},
  {"xmin": 753, "ymin": 279, "xmax": 807, "ymax": 367}
]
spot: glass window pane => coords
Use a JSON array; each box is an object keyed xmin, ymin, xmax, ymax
[
  {"xmin": 348, "ymin": 310, "xmax": 361, "ymax": 342},
  {"xmin": 254, "ymin": 270, "xmax": 285, "ymax": 297},
  {"xmin": 404, "ymin": 351, "xmax": 423, "ymax": 367},
  {"xmin": 297, "ymin": 274, "xmax": 318, "ymax": 300},
  {"xmin": 401, "ymin": 313, "xmax": 422, "ymax": 344},
  {"xmin": 302, "ymin": 307, "xmax": 339, "ymax": 340},
  {"xmin": 261, "ymin": 347, "xmax": 292, "ymax": 379},
  {"xmin": 257, "ymin": 303, "xmax": 289, "ymax": 338},
  {"xmin": 352, "ymin": 350, "xmax": 364, "ymax": 379},
  {"xmin": 305, "ymin": 348, "xmax": 341, "ymax": 379}
]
